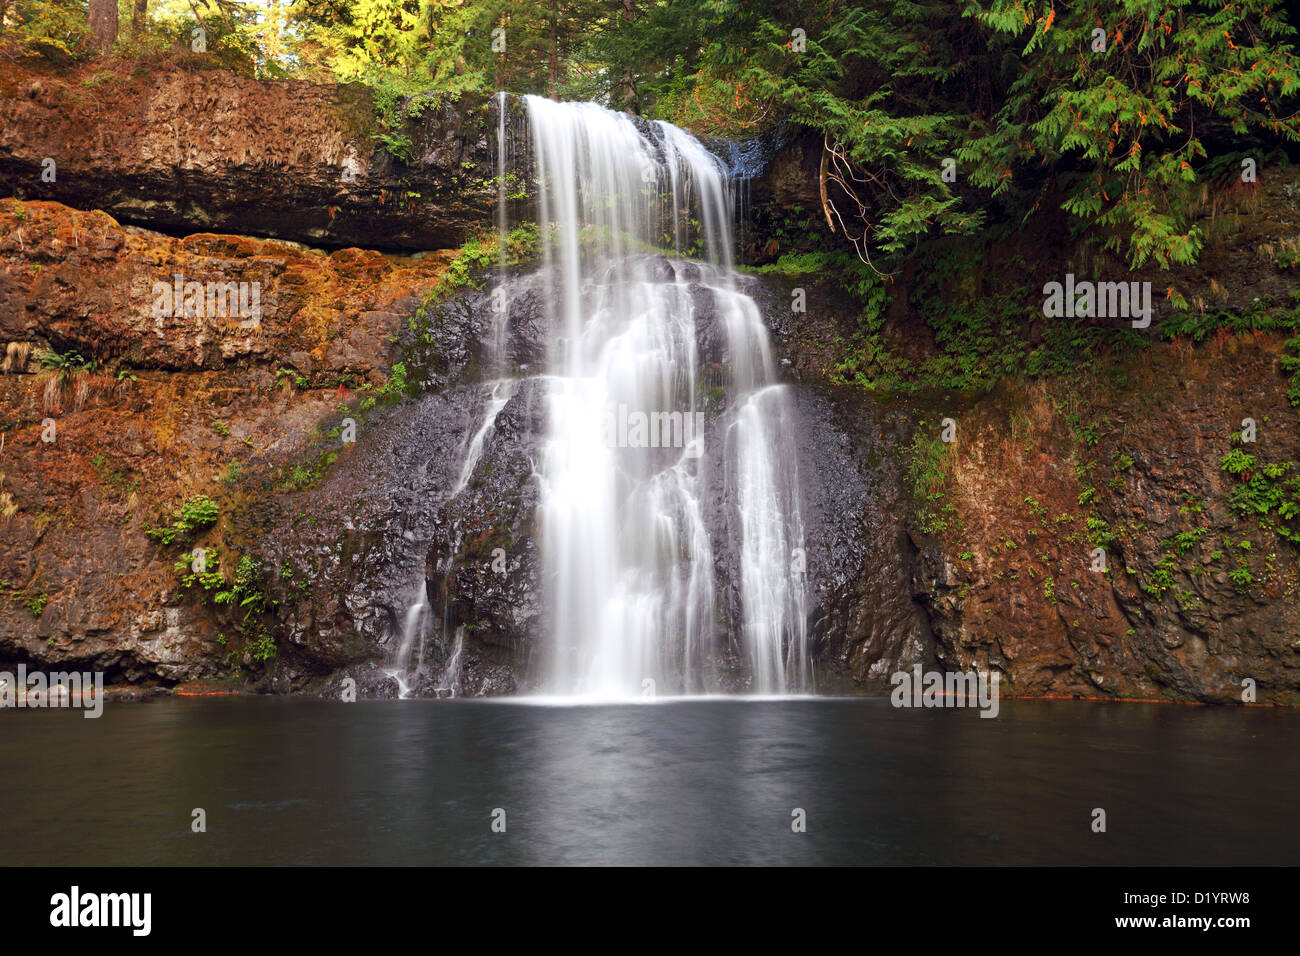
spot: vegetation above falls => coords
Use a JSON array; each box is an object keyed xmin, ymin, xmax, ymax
[{"xmin": 12, "ymin": 1, "xmax": 1300, "ymax": 272}]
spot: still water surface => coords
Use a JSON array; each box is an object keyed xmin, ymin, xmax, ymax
[{"xmin": 3, "ymin": 697, "xmax": 1294, "ymax": 865}]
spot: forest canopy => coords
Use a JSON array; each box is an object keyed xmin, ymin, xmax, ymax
[{"xmin": 4, "ymin": 0, "xmax": 1300, "ymax": 271}]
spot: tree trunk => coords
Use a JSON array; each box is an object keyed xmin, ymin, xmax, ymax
[
  {"xmin": 131, "ymin": 0, "xmax": 147, "ymax": 38},
  {"xmin": 548, "ymin": 0, "xmax": 559, "ymax": 98},
  {"xmin": 620, "ymin": 0, "xmax": 637, "ymax": 111},
  {"xmin": 88, "ymin": 0, "xmax": 118, "ymax": 50}
]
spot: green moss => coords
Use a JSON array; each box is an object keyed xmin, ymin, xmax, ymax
[{"xmin": 90, "ymin": 453, "xmax": 138, "ymax": 497}]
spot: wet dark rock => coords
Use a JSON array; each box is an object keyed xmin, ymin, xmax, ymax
[
  {"xmin": 404, "ymin": 268, "xmax": 553, "ymax": 390},
  {"xmin": 422, "ymin": 377, "xmax": 547, "ymax": 694},
  {"xmin": 790, "ymin": 388, "xmax": 932, "ymax": 689}
]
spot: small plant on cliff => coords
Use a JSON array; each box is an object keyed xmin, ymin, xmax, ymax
[
  {"xmin": 146, "ymin": 496, "xmax": 220, "ymax": 545},
  {"xmin": 220, "ymin": 557, "xmax": 276, "ymax": 662},
  {"xmin": 174, "ymin": 549, "xmax": 278, "ymax": 666},
  {"xmin": 1220, "ymin": 453, "xmax": 1300, "ymax": 545},
  {"xmin": 435, "ymin": 236, "xmax": 497, "ymax": 297},
  {"xmin": 505, "ymin": 223, "xmax": 538, "ymax": 261},
  {"xmin": 274, "ymin": 367, "xmax": 310, "ymax": 391},
  {"xmin": 1229, "ymin": 565, "xmax": 1256, "ymax": 593},
  {"xmin": 1084, "ymin": 516, "xmax": 1116, "ymax": 548},
  {"xmin": 1222, "ymin": 449, "xmax": 1257, "ymax": 478},
  {"xmin": 1142, "ymin": 553, "xmax": 1179, "ymax": 599},
  {"xmin": 283, "ymin": 464, "xmax": 315, "ymax": 490},
  {"xmin": 36, "ymin": 349, "xmax": 100, "ymax": 414},
  {"xmin": 243, "ymin": 625, "xmax": 278, "ymax": 663},
  {"xmin": 377, "ymin": 130, "xmax": 416, "ymax": 164},
  {"xmin": 38, "ymin": 349, "xmax": 97, "ymax": 376},
  {"xmin": 175, "ymin": 549, "xmax": 225, "ymax": 593},
  {"xmin": 379, "ymin": 362, "xmax": 409, "ymax": 400},
  {"xmin": 214, "ymin": 556, "xmax": 266, "ymax": 613},
  {"xmin": 22, "ymin": 592, "xmax": 48, "ymax": 618},
  {"xmin": 1172, "ymin": 527, "xmax": 1209, "ymax": 555}
]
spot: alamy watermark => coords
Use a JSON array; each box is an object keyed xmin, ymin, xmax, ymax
[
  {"xmin": 50, "ymin": 886, "xmax": 150, "ymax": 936},
  {"xmin": 1043, "ymin": 273, "xmax": 1152, "ymax": 328},
  {"xmin": 0, "ymin": 664, "xmax": 104, "ymax": 718},
  {"xmin": 152, "ymin": 274, "xmax": 261, "ymax": 329},
  {"xmin": 605, "ymin": 404, "xmax": 704, "ymax": 456},
  {"xmin": 890, "ymin": 665, "xmax": 1000, "ymax": 718}
]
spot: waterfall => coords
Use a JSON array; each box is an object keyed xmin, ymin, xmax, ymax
[
  {"xmin": 453, "ymin": 378, "xmax": 517, "ymax": 496},
  {"xmin": 492, "ymin": 91, "xmax": 510, "ymax": 374},
  {"xmin": 521, "ymin": 95, "xmax": 809, "ymax": 697},
  {"xmin": 436, "ymin": 627, "xmax": 466, "ymax": 699},
  {"xmin": 385, "ymin": 597, "xmax": 425, "ymax": 699}
]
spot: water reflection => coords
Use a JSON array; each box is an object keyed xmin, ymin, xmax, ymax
[{"xmin": 4, "ymin": 698, "xmax": 1296, "ymax": 865}]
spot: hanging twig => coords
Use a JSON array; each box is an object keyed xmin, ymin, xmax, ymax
[{"xmin": 820, "ymin": 137, "xmax": 897, "ymax": 278}]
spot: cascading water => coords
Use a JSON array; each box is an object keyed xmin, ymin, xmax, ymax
[
  {"xmin": 454, "ymin": 379, "xmax": 517, "ymax": 496},
  {"xmin": 436, "ymin": 627, "xmax": 466, "ymax": 699},
  {"xmin": 492, "ymin": 91, "xmax": 511, "ymax": 374},
  {"xmin": 385, "ymin": 596, "xmax": 426, "ymax": 698},
  {"xmin": 521, "ymin": 95, "xmax": 809, "ymax": 697}
]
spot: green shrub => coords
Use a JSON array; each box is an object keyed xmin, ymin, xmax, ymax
[
  {"xmin": 147, "ymin": 496, "xmax": 219, "ymax": 545},
  {"xmin": 1221, "ymin": 454, "xmax": 1300, "ymax": 544}
]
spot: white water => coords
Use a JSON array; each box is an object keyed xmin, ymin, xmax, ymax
[
  {"xmin": 384, "ymin": 596, "xmax": 426, "ymax": 699},
  {"xmin": 453, "ymin": 378, "xmax": 517, "ymax": 496},
  {"xmin": 492, "ymin": 91, "xmax": 510, "ymax": 374},
  {"xmin": 437, "ymin": 627, "xmax": 466, "ymax": 698},
  {"xmin": 524, "ymin": 95, "xmax": 808, "ymax": 697}
]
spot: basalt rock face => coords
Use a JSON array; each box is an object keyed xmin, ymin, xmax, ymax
[
  {"xmin": 3, "ymin": 201, "xmax": 1297, "ymax": 700},
  {"xmin": 789, "ymin": 387, "xmax": 932, "ymax": 690},
  {"xmin": 0, "ymin": 200, "xmax": 450, "ymax": 376},
  {"xmin": 251, "ymin": 381, "xmax": 534, "ymax": 698},
  {"xmin": 419, "ymin": 378, "xmax": 547, "ymax": 695},
  {"xmin": 11, "ymin": 199, "xmax": 1294, "ymax": 702},
  {"xmin": 0, "ymin": 56, "xmax": 798, "ymax": 259},
  {"xmin": 909, "ymin": 358, "xmax": 1300, "ymax": 706},
  {"xmin": 890, "ymin": 165, "xmax": 1300, "ymax": 706},
  {"xmin": 0, "ymin": 59, "xmax": 498, "ymax": 251},
  {"xmin": 0, "ymin": 204, "xmax": 896, "ymax": 698},
  {"xmin": 0, "ymin": 199, "xmax": 451, "ymax": 684}
]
